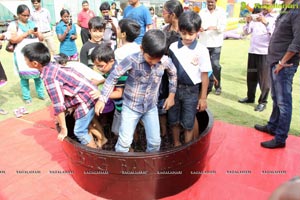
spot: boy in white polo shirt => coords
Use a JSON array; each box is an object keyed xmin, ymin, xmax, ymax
[{"xmin": 168, "ymin": 11, "xmax": 212, "ymax": 147}]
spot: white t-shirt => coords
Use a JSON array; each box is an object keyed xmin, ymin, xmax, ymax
[{"xmin": 114, "ymin": 42, "xmax": 141, "ymax": 64}]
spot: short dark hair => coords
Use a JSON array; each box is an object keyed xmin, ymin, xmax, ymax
[
  {"xmin": 100, "ymin": 2, "xmax": 110, "ymax": 11},
  {"xmin": 118, "ymin": 18, "xmax": 141, "ymax": 42},
  {"xmin": 82, "ymin": 0, "xmax": 89, "ymax": 5},
  {"xmin": 17, "ymin": 4, "xmax": 30, "ymax": 15},
  {"xmin": 91, "ymin": 43, "xmax": 115, "ymax": 63},
  {"xmin": 31, "ymin": 0, "xmax": 41, "ymax": 3},
  {"xmin": 88, "ymin": 16, "xmax": 106, "ymax": 30},
  {"xmin": 54, "ymin": 53, "xmax": 68, "ymax": 65},
  {"xmin": 22, "ymin": 42, "xmax": 51, "ymax": 66},
  {"xmin": 142, "ymin": 29, "xmax": 166, "ymax": 58},
  {"xmin": 164, "ymin": 0, "xmax": 183, "ymax": 18},
  {"xmin": 178, "ymin": 11, "xmax": 201, "ymax": 32}
]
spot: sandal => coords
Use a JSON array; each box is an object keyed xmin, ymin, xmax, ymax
[{"xmin": 0, "ymin": 108, "xmax": 8, "ymax": 115}]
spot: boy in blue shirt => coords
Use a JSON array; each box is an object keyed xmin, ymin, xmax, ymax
[
  {"xmin": 168, "ymin": 11, "xmax": 212, "ymax": 147},
  {"xmin": 95, "ymin": 30, "xmax": 177, "ymax": 152}
]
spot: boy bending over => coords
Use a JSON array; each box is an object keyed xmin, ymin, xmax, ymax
[{"xmin": 22, "ymin": 42, "xmax": 99, "ymax": 148}]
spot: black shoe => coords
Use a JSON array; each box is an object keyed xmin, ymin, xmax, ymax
[
  {"xmin": 238, "ymin": 97, "xmax": 254, "ymax": 103},
  {"xmin": 261, "ymin": 139, "xmax": 285, "ymax": 149},
  {"xmin": 254, "ymin": 124, "xmax": 275, "ymax": 135},
  {"xmin": 254, "ymin": 104, "xmax": 266, "ymax": 112}
]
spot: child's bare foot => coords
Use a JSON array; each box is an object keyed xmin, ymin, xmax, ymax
[
  {"xmin": 173, "ymin": 142, "xmax": 182, "ymax": 147},
  {"xmin": 86, "ymin": 139, "xmax": 98, "ymax": 149}
]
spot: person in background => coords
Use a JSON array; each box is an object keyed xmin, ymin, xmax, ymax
[
  {"xmin": 6, "ymin": 4, "xmax": 45, "ymax": 105},
  {"xmin": 198, "ymin": 0, "xmax": 227, "ymax": 95},
  {"xmin": 254, "ymin": 0, "xmax": 300, "ymax": 149},
  {"xmin": 110, "ymin": 2, "xmax": 119, "ymax": 18},
  {"xmin": 100, "ymin": 1, "xmax": 118, "ymax": 50},
  {"xmin": 0, "ymin": 34, "xmax": 8, "ymax": 115},
  {"xmin": 149, "ymin": 7, "xmax": 157, "ymax": 29},
  {"xmin": 238, "ymin": 0, "xmax": 277, "ymax": 112},
  {"xmin": 114, "ymin": 18, "xmax": 141, "ymax": 64},
  {"xmin": 30, "ymin": 0, "xmax": 56, "ymax": 56},
  {"xmin": 56, "ymin": 9, "xmax": 78, "ymax": 61},
  {"xmin": 80, "ymin": 16, "xmax": 106, "ymax": 70},
  {"xmin": 123, "ymin": 0, "xmax": 152, "ymax": 44},
  {"xmin": 77, "ymin": 0, "xmax": 95, "ymax": 45}
]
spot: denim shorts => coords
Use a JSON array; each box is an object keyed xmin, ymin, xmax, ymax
[
  {"xmin": 157, "ymin": 99, "xmax": 167, "ymax": 115},
  {"xmin": 168, "ymin": 84, "xmax": 199, "ymax": 130}
]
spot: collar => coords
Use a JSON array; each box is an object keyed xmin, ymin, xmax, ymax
[{"xmin": 178, "ymin": 39, "xmax": 197, "ymax": 50}]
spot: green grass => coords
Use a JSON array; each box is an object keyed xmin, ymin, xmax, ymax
[{"xmin": 1, "ymin": 38, "xmax": 299, "ymax": 136}]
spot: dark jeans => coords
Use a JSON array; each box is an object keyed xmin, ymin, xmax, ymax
[
  {"xmin": 80, "ymin": 28, "xmax": 90, "ymax": 45},
  {"xmin": 267, "ymin": 64, "xmax": 298, "ymax": 143},
  {"xmin": 0, "ymin": 61, "xmax": 7, "ymax": 81},
  {"xmin": 208, "ymin": 47, "xmax": 222, "ymax": 89},
  {"xmin": 246, "ymin": 53, "xmax": 270, "ymax": 104}
]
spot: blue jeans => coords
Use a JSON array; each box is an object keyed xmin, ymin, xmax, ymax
[
  {"xmin": 115, "ymin": 105, "xmax": 161, "ymax": 152},
  {"xmin": 74, "ymin": 108, "xmax": 94, "ymax": 145},
  {"xmin": 267, "ymin": 64, "xmax": 298, "ymax": 143}
]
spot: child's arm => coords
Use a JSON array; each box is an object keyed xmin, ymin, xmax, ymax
[
  {"xmin": 109, "ymin": 87, "xmax": 124, "ymax": 99},
  {"xmin": 197, "ymin": 72, "xmax": 209, "ymax": 111},
  {"xmin": 56, "ymin": 111, "xmax": 68, "ymax": 141}
]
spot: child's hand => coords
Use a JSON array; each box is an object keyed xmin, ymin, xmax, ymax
[
  {"xmin": 95, "ymin": 101, "xmax": 105, "ymax": 115},
  {"xmin": 163, "ymin": 96, "xmax": 175, "ymax": 110},
  {"xmin": 90, "ymin": 90, "xmax": 100, "ymax": 99},
  {"xmin": 57, "ymin": 127, "xmax": 68, "ymax": 141},
  {"xmin": 197, "ymin": 99, "xmax": 207, "ymax": 112}
]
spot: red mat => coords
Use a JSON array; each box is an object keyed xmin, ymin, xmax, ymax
[{"xmin": 0, "ymin": 107, "xmax": 299, "ymax": 200}]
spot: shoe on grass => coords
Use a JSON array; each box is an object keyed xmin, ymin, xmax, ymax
[
  {"xmin": 14, "ymin": 109, "xmax": 22, "ymax": 118},
  {"xmin": 0, "ymin": 108, "xmax": 8, "ymax": 115}
]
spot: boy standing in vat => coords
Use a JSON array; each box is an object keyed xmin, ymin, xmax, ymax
[
  {"xmin": 168, "ymin": 11, "xmax": 212, "ymax": 147},
  {"xmin": 22, "ymin": 42, "xmax": 99, "ymax": 148},
  {"xmin": 95, "ymin": 30, "xmax": 177, "ymax": 152}
]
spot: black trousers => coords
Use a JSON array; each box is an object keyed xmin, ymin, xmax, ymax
[
  {"xmin": 0, "ymin": 61, "xmax": 7, "ymax": 81},
  {"xmin": 208, "ymin": 47, "xmax": 222, "ymax": 89},
  {"xmin": 246, "ymin": 53, "xmax": 270, "ymax": 104},
  {"xmin": 80, "ymin": 28, "xmax": 90, "ymax": 45}
]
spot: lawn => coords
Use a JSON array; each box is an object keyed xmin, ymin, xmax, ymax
[{"xmin": 0, "ymin": 37, "xmax": 299, "ymax": 136}]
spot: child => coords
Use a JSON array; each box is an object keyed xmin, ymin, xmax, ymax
[
  {"xmin": 22, "ymin": 42, "xmax": 99, "ymax": 148},
  {"xmin": 114, "ymin": 18, "xmax": 141, "ymax": 64},
  {"xmin": 168, "ymin": 11, "xmax": 212, "ymax": 147},
  {"xmin": 80, "ymin": 16, "xmax": 106, "ymax": 69},
  {"xmin": 90, "ymin": 44, "xmax": 117, "ymax": 146},
  {"xmin": 54, "ymin": 53, "xmax": 107, "ymax": 148},
  {"xmin": 56, "ymin": 9, "xmax": 78, "ymax": 61},
  {"xmin": 95, "ymin": 29, "xmax": 177, "ymax": 152}
]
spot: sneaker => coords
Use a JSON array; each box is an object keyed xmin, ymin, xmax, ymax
[
  {"xmin": 18, "ymin": 107, "xmax": 29, "ymax": 115},
  {"xmin": 215, "ymin": 88, "xmax": 222, "ymax": 95},
  {"xmin": 0, "ymin": 80, "xmax": 7, "ymax": 88},
  {"xmin": 24, "ymin": 99, "xmax": 32, "ymax": 104},
  {"xmin": 38, "ymin": 96, "xmax": 46, "ymax": 100},
  {"xmin": 14, "ymin": 109, "xmax": 22, "ymax": 118},
  {"xmin": 0, "ymin": 108, "xmax": 8, "ymax": 115}
]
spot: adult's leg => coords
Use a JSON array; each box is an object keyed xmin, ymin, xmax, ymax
[
  {"xmin": 80, "ymin": 28, "xmax": 90, "ymax": 45},
  {"xmin": 43, "ymin": 32, "xmax": 56, "ymax": 55},
  {"xmin": 257, "ymin": 55, "xmax": 270, "ymax": 104},
  {"xmin": 208, "ymin": 47, "xmax": 222, "ymax": 90},
  {"xmin": 270, "ymin": 65, "xmax": 298, "ymax": 143},
  {"xmin": 246, "ymin": 53, "xmax": 258, "ymax": 101}
]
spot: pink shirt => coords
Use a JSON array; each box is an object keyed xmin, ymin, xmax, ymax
[
  {"xmin": 243, "ymin": 12, "xmax": 278, "ymax": 55},
  {"xmin": 77, "ymin": 9, "xmax": 95, "ymax": 29}
]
